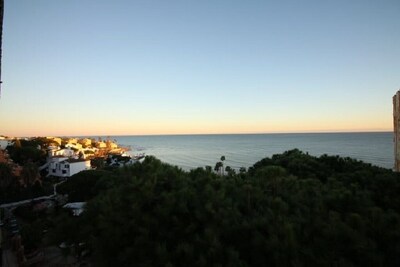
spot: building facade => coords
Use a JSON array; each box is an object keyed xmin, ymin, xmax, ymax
[
  {"xmin": 393, "ymin": 90, "xmax": 400, "ymax": 171},
  {"xmin": 0, "ymin": 139, "xmax": 12, "ymax": 150},
  {"xmin": 48, "ymin": 157, "xmax": 91, "ymax": 178}
]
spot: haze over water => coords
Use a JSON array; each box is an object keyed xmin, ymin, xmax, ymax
[{"xmin": 113, "ymin": 132, "xmax": 393, "ymax": 171}]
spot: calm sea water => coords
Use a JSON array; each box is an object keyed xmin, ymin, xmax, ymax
[{"xmin": 111, "ymin": 132, "xmax": 393, "ymax": 171}]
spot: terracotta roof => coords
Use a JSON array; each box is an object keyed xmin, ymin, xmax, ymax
[{"xmin": 66, "ymin": 159, "xmax": 90, "ymax": 163}]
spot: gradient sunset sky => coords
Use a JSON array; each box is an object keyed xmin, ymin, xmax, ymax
[{"xmin": 0, "ymin": 0, "xmax": 399, "ymax": 136}]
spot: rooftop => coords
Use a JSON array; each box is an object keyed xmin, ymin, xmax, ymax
[{"xmin": 66, "ymin": 158, "xmax": 90, "ymax": 163}]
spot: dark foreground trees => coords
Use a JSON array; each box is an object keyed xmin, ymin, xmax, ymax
[{"xmin": 52, "ymin": 150, "xmax": 400, "ymax": 266}]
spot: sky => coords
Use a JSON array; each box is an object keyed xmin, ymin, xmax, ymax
[{"xmin": 0, "ymin": 0, "xmax": 399, "ymax": 136}]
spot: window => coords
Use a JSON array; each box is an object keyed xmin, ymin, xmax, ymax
[{"xmin": 62, "ymin": 170, "xmax": 67, "ymax": 174}]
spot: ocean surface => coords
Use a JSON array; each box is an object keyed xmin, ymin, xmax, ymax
[{"xmin": 111, "ymin": 132, "xmax": 393, "ymax": 171}]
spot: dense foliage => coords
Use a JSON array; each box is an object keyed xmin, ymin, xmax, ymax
[
  {"xmin": 53, "ymin": 150, "xmax": 400, "ymax": 266},
  {"xmin": 0, "ymin": 138, "xmax": 56, "ymax": 202},
  {"xmin": 0, "ymin": 162, "xmax": 18, "ymax": 200},
  {"xmin": 57, "ymin": 170, "xmax": 112, "ymax": 202},
  {"xmin": 0, "ymin": 162, "xmax": 49, "ymax": 203},
  {"xmin": 6, "ymin": 137, "xmax": 51, "ymax": 165}
]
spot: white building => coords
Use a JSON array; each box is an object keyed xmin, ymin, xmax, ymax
[
  {"xmin": 52, "ymin": 148, "xmax": 76, "ymax": 158},
  {"xmin": 46, "ymin": 137, "xmax": 62, "ymax": 146},
  {"xmin": 79, "ymin": 138, "xmax": 92, "ymax": 147},
  {"xmin": 65, "ymin": 143, "xmax": 83, "ymax": 150},
  {"xmin": 0, "ymin": 139, "xmax": 13, "ymax": 150},
  {"xmin": 96, "ymin": 141, "xmax": 107, "ymax": 148},
  {"xmin": 0, "ymin": 138, "xmax": 13, "ymax": 150},
  {"xmin": 63, "ymin": 202, "xmax": 86, "ymax": 216},
  {"xmin": 48, "ymin": 157, "xmax": 91, "ymax": 178}
]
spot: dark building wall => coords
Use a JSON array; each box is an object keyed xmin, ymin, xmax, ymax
[
  {"xmin": 393, "ymin": 91, "xmax": 400, "ymax": 171},
  {"xmin": 0, "ymin": 0, "xmax": 3, "ymax": 92}
]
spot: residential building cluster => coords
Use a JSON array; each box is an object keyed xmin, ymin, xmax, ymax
[
  {"xmin": 45, "ymin": 136, "xmax": 124, "ymax": 178},
  {"xmin": 0, "ymin": 135, "xmax": 131, "ymax": 179}
]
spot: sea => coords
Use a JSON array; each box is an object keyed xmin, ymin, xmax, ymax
[{"xmin": 110, "ymin": 132, "xmax": 394, "ymax": 171}]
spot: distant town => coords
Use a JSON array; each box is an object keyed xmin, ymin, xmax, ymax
[{"xmin": 0, "ymin": 135, "xmax": 144, "ymax": 181}]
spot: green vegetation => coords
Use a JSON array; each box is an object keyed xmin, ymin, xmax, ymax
[
  {"xmin": 20, "ymin": 221, "xmax": 43, "ymax": 251},
  {"xmin": 57, "ymin": 170, "xmax": 112, "ymax": 202},
  {"xmin": 0, "ymin": 162, "xmax": 50, "ymax": 203},
  {"xmin": 0, "ymin": 162, "xmax": 18, "ymax": 200},
  {"xmin": 6, "ymin": 138, "xmax": 52, "ymax": 165},
  {"xmin": 50, "ymin": 150, "xmax": 400, "ymax": 266},
  {"xmin": 0, "ymin": 138, "xmax": 55, "ymax": 202}
]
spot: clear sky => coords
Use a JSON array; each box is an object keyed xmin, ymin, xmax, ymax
[{"xmin": 0, "ymin": 0, "xmax": 399, "ymax": 136}]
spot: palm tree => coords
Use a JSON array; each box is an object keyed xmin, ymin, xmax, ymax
[
  {"xmin": 214, "ymin": 161, "xmax": 223, "ymax": 175},
  {"xmin": 220, "ymin": 156, "xmax": 225, "ymax": 176},
  {"xmin": 225, "ymin": 166, "xmax": 235, "ymax": 176}
]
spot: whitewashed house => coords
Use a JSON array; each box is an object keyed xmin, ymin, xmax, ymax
[
  {"xmin": 48, "ymin": 157, "xmax": 91, "ymax": 178},
  {"xmin": 82, "ymin": 148, "xmax": 97, "ymax": 158},
  {"xmin": 79, "ymin": 138, "xmax": 92, "ymax": 147},
  {"xmin": 52, "ymin": 148, "xmax": 76, "ymax": 158},
  {"xmin": 66, "ymin": 138, "xmax": 78, "ymax": 144},
  {"xmin": 65, "ymin": 143, "xmax": 83, "ymax": 150},
  {"xmin": 46, "ymin": 137, "xmax": 62, "ymax": 146},
  {"xmin": 0, "ymin": 139, "xmax": 12, "ymax": 150},
  {"xmin": 96, "ymin": 141, "xmax": 107, "ymax": 148}
]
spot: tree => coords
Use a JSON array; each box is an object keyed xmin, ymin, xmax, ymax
[
  {"xmin": 214, "ymin": 161, "xmax": 223, "ymax": 175},
  {"xmin": 20, "ymin": 221, "xmax": 43, "ymax": 251},
  {"xmin": 14, "ymin": 138, "xmax": 21, "ymax": 148},
  {"xmin": 205, "ymin": 166, "xmax": 212, "ymax": 173},
  {"xmin": 49, "ymin": 151, "xmax": 400, "ymax": 267},
  {"xmin": 91, "ymin": 157, "xmax": 105, "ymax": 169},
  {"xmin": 225, "ymin": 166, "xmax": 235, "ymax": 176},
  {"xmin": 57, "ymin": 170, "xmax": 111, "ymax": 202},
  {"xmin": 220, "ymin": 156, "xmax": 225, "ymax": 176},
  {"xmin": 21, "ymin": 162, "xmax": 40, "ymax": 187},
  {"xmin": 0, "ymin": 162, "xmax": 14, "ymax": 190},
  {"xmin": 7, "ymin": 142, "xmax": 46, "ymax": 165}
]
